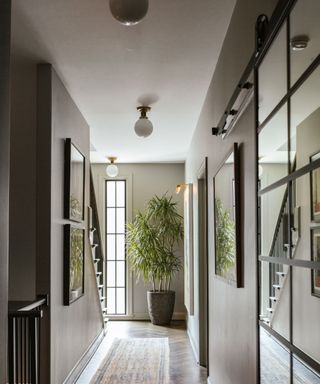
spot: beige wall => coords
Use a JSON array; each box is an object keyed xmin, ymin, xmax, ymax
[
  {"xmin": 91, "ymin": 163, "xmax": 186, "ymax": 318},
  {"xmin": 184, "ymin": 0, "xmax": 278, "ymax": 382}
]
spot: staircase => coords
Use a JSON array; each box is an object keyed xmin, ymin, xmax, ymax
[
  {"xmin": 89, "ymin": 170, "xmax": 108, "ymax": 326},
  {"xmin": 260, "ymin": 185, "xmax": 298, "ymax": 326}
]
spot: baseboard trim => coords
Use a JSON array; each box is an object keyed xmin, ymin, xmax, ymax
[
  {"xmin": 207, "ymin": 376, "xmax": 214, "ymax": 384},
  {"xmin": 63, "ymin": 328, "xmax": 105, "ymax": 384},
  {"xmin": 187, "ymin": 328, "xmax": 199, "ymax": 363},
  {"xmin": 107, "ymin": 312, "xmax": 186, "ymax": 321}
]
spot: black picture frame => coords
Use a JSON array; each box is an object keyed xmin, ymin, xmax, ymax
[
  {"xmin": 64, "ymin": 224, "xmax": 85, "ymax": 305},
  {"xmin": 213, "ymin": 142, "xmax": 242, "ymax": 287},
  {"xmin": 310, "ymin": 151, "xmax": 320, "ymax": 223},
  {"xmin": 64, "ymin": 138, "xmax": 85, "ymax": 222},
  {"xmin": 311, "ymin": 227, "xmax": 320, "ymax": 298}
]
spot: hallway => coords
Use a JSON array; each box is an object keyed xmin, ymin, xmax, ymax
[{"xmin": 77, "ymin": 321, "xmax": 207, "ymax": 384}]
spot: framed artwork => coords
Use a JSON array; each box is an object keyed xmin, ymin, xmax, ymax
[
  {"xmin": 64, "ymin": 138, "xmax": 85, "ymax": 222},
  {"xmin": 64, "ymin": 224, "xmax": 85, "ymax": 305},
  {"xmin": 213, "ymin": 143, "xmax": 242, "ymax": 287},
  {"xmin": 184, "ymin": 183, "xmax": 194, "ymax": 315},
  {"xmin": 311, "ymin": 227, "xmax": 320, "ymax": 298},
  {"xmin": 310, "ymin": 151, "xmax": 320, "ymax": 223}
]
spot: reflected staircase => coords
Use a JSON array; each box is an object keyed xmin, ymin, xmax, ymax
[
  {"xmin": 260, "ymin": 183, "xmax": 299, "ymax": 326},
  {"xmin": 90, "ymin": 170, "xmax": 108, "ymax": 326}
]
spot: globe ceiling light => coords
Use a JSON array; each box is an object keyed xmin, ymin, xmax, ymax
[
  {"xmin": 109, "ymin": 0, "xmax": 149, "ymax": 26},
  {"xmin": 106, "ymin": 157, "xmax": 119, "ymax": 178},
  {"xmin": 134, "ymin": 106, "xmax": 153, "ymax": 138}
]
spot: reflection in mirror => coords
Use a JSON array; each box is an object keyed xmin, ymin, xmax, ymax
[
  {"xmin": 213, "ymin": 145, "xmax": 240, "ymax": 286},
  {"xmin": 259, "ymin": 105, "xmax": 288, "ymax": 189},
  {"xmin": 260, "ymin": 327, "xmax": 290, "ymax": 383},
  {"xmin": 259, "ymin": 24, "xmax": 287, "ymax": 124},
  {"xmin": 291, "ymin": 65, "xmax": 320, "ymax": 170},
  {"xmin": 293, "ymin": 355, "xmax": 320, "ymax": 383},
  {"xmin": 293, "ymin": 266, "xmax": 320, "ymax": 365},
  {"xmin": 290, "ymin": 0, "xmax": 320, "ymax": 86}
]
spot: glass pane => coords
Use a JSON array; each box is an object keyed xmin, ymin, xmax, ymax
[
  {"xmin": 116, "ymin": 288, "xmax": 125, "ymax": 314},
  {"xmin": 260, "ymin": 327, "xmax": 290, "ymax": 383},
  {"xmin": 291, "ymin": 65, "xmax": 320, "ymax": 170},
  {"xmin": 106, "ymin": 208, "xmax": 116, "ymax": 233},
  {"xmin": 293, "ymin": 355, "xmax": 320, "ymax": 383},
  {"xmin": 293, "ymin": 266, "xmax": 320, "ymax": 364},
  {"xmin": 260, "ymin": 260, "xmax": 290, "ymax": 340},
  {"xmin": 106, "ymin": 181, "xmax": 116, "ymax": 207},
  {"xmin": 292, "ymin": 172, "xmax": 319, "ymax": 260},
  {"xmin": 117, "ymin": 235, "xmax": 125, "ymax": 260},
  {"xmin": 259, "ymin": 24, "xmax": 287, "ymax": 124},
  {"xmin": 106, "ymin": 235, "xmax": 116, "ymax": 260},
  {"xmin": 116, "ymin": 181, "xmax": 125, "ymax": 207},
  {"xmin": 116, "ymin": 261, "xmax": 125, "ymax": 287},
  {"xmin": 116, "ymin": 208, "xmax": 125, "ymax": 233},
  {"xmin": 107, "ymin": 261, "xmax": 116, "ymax": 287},
  {"xmin": 259, "ymin": 104, "xmax": 288, "ymax": 189},
  {"xmin": 106, "ymin": 288, "xmax": 115, "ymax": 314},
  {"xmin": 260, "ymin": 184, "xmax": 289, "ymax": 258},
  {"xmin": 290, "ymin": 0, "xmax": 320, "ymax": 86}
]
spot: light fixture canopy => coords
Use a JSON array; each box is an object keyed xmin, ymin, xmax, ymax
[
  {"xmin": 109, "ymin": 0, "xmax": 148, "ymax": 26},
  {"xmin": 134, "ymin": 106, "xmax": 153, "ymax": 138},
  {"xmin": 176, "ymin": 183, "xmax": 190, "ymax": 194},
  {"xmin": 106, "ymin": 156, "xmax": 119, "ymax": 178},
  {"xmin": 290, "ymin": 35, "xmax": 309, "ymax": 51}
]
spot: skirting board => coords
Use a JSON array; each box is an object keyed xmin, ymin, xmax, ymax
[
  {"xmin": 187, "ymin": 328, "xmax": 199, "ymax": 364},
  {"xmin": 63, "ymin": 328, "xmax": 105, "ymax": 384},
  {"xmin": 107, "ymin": 312, "xmax": 186, "ymax": 321},
  {"xmin": 207, "ymin": 376, "xmax": 214, "ymax": 384}
]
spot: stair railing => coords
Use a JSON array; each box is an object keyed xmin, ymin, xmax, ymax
[{"xmin": 8, "ymin": 295, "xmax": 48, "ymax": 384}]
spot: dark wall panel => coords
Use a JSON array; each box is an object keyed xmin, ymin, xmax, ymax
[{"xmin": 0, "ymin": 0, "xmax": 11, "ymax": 381}]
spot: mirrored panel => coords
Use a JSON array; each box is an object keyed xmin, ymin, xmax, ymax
[
  {"xmin": 260, "ymin": 327, "xmax": 290, "ymax": 383},
  {"xmin": 259, "ymin": 104, "xmax": 288, "ymax": 189},
  {"xmin": 260, "ymin": 184, "xmax": 289, "ymax": 258},
  {"xmin": 259, "ymin": 24, "xmax": 287, "ymax": 124},
  {"xmin": 260, "ymin": 259, "xmax": 290, "ymax": 341},
  {"xmin": 293, "ymin": 355, "xmax": 320, "ymax": 383},
  {"xmin": 292, "ymin": 266, "xmax": 320, "ymax": 364},
  {"xmin": 290, "ymin": 0, "xmax": 320, "ymax": 86},
  {"xmin": 290, "ymin": 65, "xmax": 320, "ymax": 170}
]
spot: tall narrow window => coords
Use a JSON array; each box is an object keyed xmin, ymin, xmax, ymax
[{"xmin": 105, "ymin": 180, "xmax": 126, "ymax": 315}]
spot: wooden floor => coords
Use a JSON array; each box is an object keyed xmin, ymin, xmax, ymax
[{"xmin": 77, "ymin": 320, "xmax": 207, "ymax": 384}]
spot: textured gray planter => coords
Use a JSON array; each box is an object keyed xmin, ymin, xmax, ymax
[{"xmin": 147, "ymin": 290, "xmax": 175, "ymax": 325}]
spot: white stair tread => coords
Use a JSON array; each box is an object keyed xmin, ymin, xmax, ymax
[
  {"xmin": 269, "ymin": 296, "xmax": 278, "ymax": 301},
  {"xmin": 273, "ymin": 284, "xmax": 282, "ymax": 289},
  {"xmin": 276, "ymin": 272, "xmax": 286, "ymax": 276},
  {"xmin": 266, "ymin": 307, "xmax": 273, "ymax": 313}
]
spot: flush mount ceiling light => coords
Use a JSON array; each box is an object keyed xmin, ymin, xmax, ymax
[
  {"xmin": 106, "ymin": 156, "xmax": 119, "ymax": 178},
  {"xmin": 134, "ymin": 106, "xmax": 153, "ymax": 138},
  {"xmin": 109, "ymin": 0, "xmax": 149, "ymax": 26},
  {"xmin": 290, "ymin": 35, "xmax": 309, "ymax": 51}
]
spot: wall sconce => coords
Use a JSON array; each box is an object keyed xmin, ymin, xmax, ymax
[{"xmin": 176, "ymin": 183, "xmax": 191, "ymax": 194}]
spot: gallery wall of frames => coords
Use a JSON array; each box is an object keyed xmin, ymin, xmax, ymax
[{"xmin": 256, "ymin": 0, "xmax": 320, "ymax": 381}]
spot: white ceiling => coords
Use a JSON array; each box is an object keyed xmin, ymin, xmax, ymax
[{"xmin": 11, "ymin": 0, "xmax": 236, "ymax": 163}]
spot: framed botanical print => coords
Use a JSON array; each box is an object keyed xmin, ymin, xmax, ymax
[
  {"xmin": 310, "ymin": 151, "xmax": 320, "ymax": 223},
  {"xmin": 64, "ymin": 138, "xmax": 85, "ymax": 222},
  {"xmin": 311, "ymin": 227, "xmax": 320, "ymax": 298},
  {"xmin": 64, "ymin": 224, "xmax": 85, "ymax": 305},
  {"xmin": 213, "ymin": 143, "xmax": 242, "ymax": 287}
]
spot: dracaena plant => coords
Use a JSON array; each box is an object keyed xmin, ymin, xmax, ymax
[{"xmin": 126, "ymin": 194, "xmax": 183, "ymax": 292}]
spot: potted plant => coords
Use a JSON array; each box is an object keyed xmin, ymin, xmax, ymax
[{"xmin": 127, "ymin": 194, "xmax": 183, "ymax": 325}]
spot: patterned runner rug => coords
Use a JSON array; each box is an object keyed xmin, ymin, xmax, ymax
[{"xmin": 91, "ymin": 338, "xmax": 169, "ymax": 384}]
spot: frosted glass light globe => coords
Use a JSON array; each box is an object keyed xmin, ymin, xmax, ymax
[
  {"xmin": 109, "ymin": 0, "xmax": 148, "ymax": 26},
  {"xmin": 106, "ymin": 164, "xmax": 119, "ymax": 178},
  {"xmin": 134, "ymin": 117, "xmax": 153, "ymax": 138}
]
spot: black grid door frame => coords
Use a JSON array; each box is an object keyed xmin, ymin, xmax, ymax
[{"xmin": 255, "ymin": 0, "xmax": 320, "ymax": 382}]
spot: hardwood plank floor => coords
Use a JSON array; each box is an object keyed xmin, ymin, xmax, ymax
[{"xmin": 77, "ymin": 320, "xmax": 207, "ymax": 384}]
